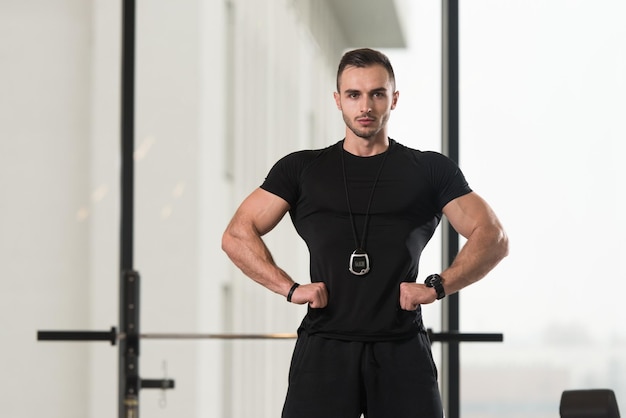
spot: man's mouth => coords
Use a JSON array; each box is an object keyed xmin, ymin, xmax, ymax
[{"xmin": 357, "ymin": 117, "xmax": 375, "ymax": 125}]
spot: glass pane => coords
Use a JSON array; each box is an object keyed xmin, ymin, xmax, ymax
[{"xmin": 459, "ymin": 1, "xmax": 626, "ymax": 417}]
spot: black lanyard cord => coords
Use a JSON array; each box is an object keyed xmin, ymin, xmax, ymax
[{"xmin": 340, "ymin": 141, "xmax": 390, "ymax": 251}]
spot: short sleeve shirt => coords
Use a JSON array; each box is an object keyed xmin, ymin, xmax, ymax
[{"xmin": 261, "ymin": 139, "xmax": 472, "ymax": 340}]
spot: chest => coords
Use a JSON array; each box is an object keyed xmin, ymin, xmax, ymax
[{"xmin": 296, "ymin": 153, "xmax": 439, "ymax": 218}]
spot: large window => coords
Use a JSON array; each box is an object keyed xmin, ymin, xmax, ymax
[
  {"xmin": 388, "ymin": 1, "xmax": 626, "ymax": 416},
  {"xmin": 458, "ymin": 1, "xmax": 626, "ymax": 417}
]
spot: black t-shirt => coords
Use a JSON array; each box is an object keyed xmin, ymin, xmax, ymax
[{"xmin": 261, "ymin": 139, "xmax": 472, "ymax": 341}]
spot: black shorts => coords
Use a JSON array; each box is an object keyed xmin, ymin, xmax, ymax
[{"xmin": 281, "ymin": 330, "xmax": 444, "ymax": 418}]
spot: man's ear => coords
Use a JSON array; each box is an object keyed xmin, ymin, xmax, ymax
[
  {"xmin": 333, "ymin": 91, "xmax": 342, "ymax": 110},
  {"xmin": 391, "ymin": 90, "xmax": 399, "ymax": 110}
]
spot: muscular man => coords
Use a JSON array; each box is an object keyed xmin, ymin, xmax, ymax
[{"xmin": 222, "ymin": 48, "xmax": 508, "ymax": 418}]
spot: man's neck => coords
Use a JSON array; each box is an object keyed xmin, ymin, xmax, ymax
[{"xmin": 343, "ymin": 133, "xmax": 390, "ymax": 157}]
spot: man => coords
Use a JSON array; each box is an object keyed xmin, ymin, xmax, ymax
[{"xmin": 222, "ymin": 48, "xmax": 508, "ymax": 418}]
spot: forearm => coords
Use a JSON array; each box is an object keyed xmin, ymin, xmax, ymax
[
  {"xmin": 440, "ymin": 223, "xmax": 509, "ymax": 295},
  {"xmin": 222, "ymin": 225, "xmax": 295, "ymax": 298}
]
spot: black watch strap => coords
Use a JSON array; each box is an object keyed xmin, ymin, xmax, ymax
[{"xmin": 424, "ymin": 274, "xmax": 446, "ymax": 300}]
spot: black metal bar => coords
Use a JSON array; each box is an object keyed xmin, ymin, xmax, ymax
[
  {"xmin": 120, "ymin": 4, "xmax": 135, "ymax": 270},
  {"xmin": 37, "ymin": 328, "xmax": 117, "ymax": 345},
  {"xmin": 442, "ymin": 1, "xmax": 460, "ymax": 417},
  {"xmin": 120, "ymin": 270, "xmax": 140, "ymax": 418},
  {"xmin": 138, "ymin": 332, "xmax": 299, "ymax": 340},
  {"xmin": 141, "ymin": 379, "xmax": 176, "ymax": 390},
  {"xmin": 428, "ymin": 330, "xmax": 503, "ymax": 343},
  {"xmin": 120, "ymin": 0, "xmax": 137, "ymax": 417},
  {"xmin": 36, "ymin": 329, "xmax": 503, "ymax": 343}
]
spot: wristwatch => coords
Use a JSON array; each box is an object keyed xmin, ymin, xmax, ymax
[{"xmin": 424, "ymin": 274, "xmax": 446, "ymax": 300}]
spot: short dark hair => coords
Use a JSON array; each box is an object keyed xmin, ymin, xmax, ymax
[{"xmin": 336, "ymin": 48, "xmax": 396, "ymax": 92}]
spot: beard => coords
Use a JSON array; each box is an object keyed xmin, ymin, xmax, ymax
[{"xmin": 342, "ymin": 112, "xmax": 389, "ymax": 139}]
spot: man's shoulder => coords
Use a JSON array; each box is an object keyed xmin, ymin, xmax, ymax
[
  {"xmin": 283, "ymin": 141, "xmax": 339, "ymax": 159},
  {"xmin": 391, "ymin": 140, "xmax": 451, "ymax": 166},
  {"xmin": 262, "ymin": 141, "xmax": 341, "ymax": 204},
  {"xmin": 275, "ymin": 141, "xmax": 340, "ymax": 168}
]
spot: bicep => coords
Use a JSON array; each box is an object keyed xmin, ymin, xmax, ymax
[
  {"xmin": 230, "ymin": 188, "xmax": 291, "ymax": 236},
  {"xmin": 442, "ymin": 192, "xmax": 502, "ymax": 239}
]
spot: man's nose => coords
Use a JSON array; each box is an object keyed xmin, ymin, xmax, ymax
[{"xmin": 361, "ymin": 98, "xmax": 373, "ymax": 114}]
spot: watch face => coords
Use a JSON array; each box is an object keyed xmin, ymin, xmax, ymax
[
  {"xmin": 426, "ymin": 274, "xmax": 440, "ymax": 286},
  {"xmin": 425, "ymin": 274, "xmax": 445, "ymax": 299}
]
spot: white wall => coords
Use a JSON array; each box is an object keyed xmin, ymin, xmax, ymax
[
  {"xmin": 0, "ymin": 0, "xmax": 369, "ymax": 417},
  {"xmin": 0, "ymin": 1, "xmax": 92, "ymax": 417}
]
